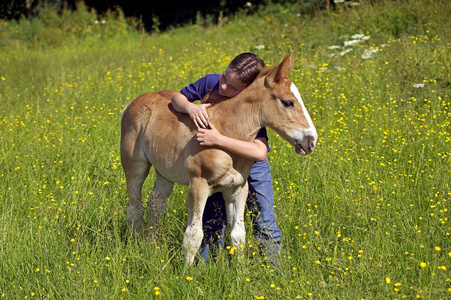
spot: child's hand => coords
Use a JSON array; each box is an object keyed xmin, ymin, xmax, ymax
[
  {"xmin": 196, "ymin": 122, "xmax": 222, "ymax": 146},
  {"xmin": 187, "ymin": 103, "xmax": 213, "ymax": 129}
]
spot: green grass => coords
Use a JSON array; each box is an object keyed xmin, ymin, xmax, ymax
[{"xmin": 0, "ymin": 0, "xmax": 450, "ymax": 298}]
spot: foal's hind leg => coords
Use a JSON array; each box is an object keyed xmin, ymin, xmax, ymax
[
  {"xmin": 122, "ymin": 150, "xmax": 151, "ymax": 234},
  {"xmin": 146, "ymin": 172, "xmax": 174, "ymax": 235}
]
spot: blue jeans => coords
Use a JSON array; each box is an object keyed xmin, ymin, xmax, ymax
[{"xmin": 199, "ymin": 157, "xmax": 282, "ymax": 263}]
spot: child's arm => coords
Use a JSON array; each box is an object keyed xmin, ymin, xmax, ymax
[
  {"xmin": 197, "ymin": 123, "xmax": 267, "ymax": 161},
  {"xmin": 171, "ymin": 92, "xmax": 212, "ymax": 129}
]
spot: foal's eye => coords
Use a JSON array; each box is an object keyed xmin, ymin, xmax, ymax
[{"xmin": 280, "ymin": 99, "xmax": 294, "ymax": 109}]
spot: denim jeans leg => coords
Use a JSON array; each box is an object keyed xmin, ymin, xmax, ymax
[
  {"xmin": 199, "ymin": 192, "xmax": 227, "ymax": 261},
  {"xmin": 247, "ymin": 158, "xmax": 282, "ymax": 263}
]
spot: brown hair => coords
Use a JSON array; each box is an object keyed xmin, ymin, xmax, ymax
[{"xmin": 228, "ymin": 53, "xmax": 265, "ymax": 85}]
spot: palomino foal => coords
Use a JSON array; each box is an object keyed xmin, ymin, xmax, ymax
[{"xmin": 121, "ymin": 54, "xmax": 317, "ymax": 264}]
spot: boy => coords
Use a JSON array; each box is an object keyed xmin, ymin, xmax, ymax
[{"xmin": 171, "ymin": 53, "xmax": 281, "ymax": 265}]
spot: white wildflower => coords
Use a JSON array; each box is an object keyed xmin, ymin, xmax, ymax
[
  {"xmin": 254, "ymin": 45, "xmax": 265, "ymax": 50},
  {"xmin": 362, "ymin": 48, "xmax": 379, "ymax": 59},
  {"xmin": 340, "ymin": 48, "xmax": 353, "ymax": 56},
  {"xmin": 344, "ymin": 39, "xmax": 361, "ymax": 47},
  {"xmin": 412, "ymin": 83, "xmax": 425, "ymax": 88},
  {"xmin": 351, "ymin": 34, "xmax": 365, "ymax": 40}
]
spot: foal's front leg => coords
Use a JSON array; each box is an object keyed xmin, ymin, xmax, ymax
[
  {"xmin": 183, "ymin": 177, "xmax": 210, "ymax": 265},
  {"xmin": 223, "ymin": 183, "xmax": 249, "ymax": 261}
]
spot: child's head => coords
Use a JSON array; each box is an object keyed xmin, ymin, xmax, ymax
[
  {"xmin": 218, "ymin": 53, "xmax": 265, "ymax": 98},
  {"xmin": 229, "ymin": 53, "xmax": 265, "ymax": 85}
]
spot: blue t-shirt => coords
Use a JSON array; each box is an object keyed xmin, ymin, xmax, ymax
[
  {"xmin": 180, "ymin": 74, "xmax": 221, "ymax": 102},
  {"xmin": 180, "ymin": 74, "xmax": 269, "ymax": 144}
]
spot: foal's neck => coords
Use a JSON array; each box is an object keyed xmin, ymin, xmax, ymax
[{"xmin": 207, "ymin": 87, "xmax": 263, "ymax": 141}]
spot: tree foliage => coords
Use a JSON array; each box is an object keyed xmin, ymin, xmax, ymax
[{"xmin": 1, "ymin": 0, "xmax": 330, "ymax": 31}]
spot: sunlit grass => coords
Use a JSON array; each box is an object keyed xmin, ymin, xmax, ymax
[{"xmin": 0, "ymin": 0, "xmax": 450, "ymax": 298}]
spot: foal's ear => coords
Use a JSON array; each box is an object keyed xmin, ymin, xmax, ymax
[{"xmin": 265, "ymin": 54, "xmax": 294, "ymax": 87}]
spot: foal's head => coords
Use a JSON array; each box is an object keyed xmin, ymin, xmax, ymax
[{"xmin": 252, "ymin": 54, "xmax": 318, "ymax": 155}]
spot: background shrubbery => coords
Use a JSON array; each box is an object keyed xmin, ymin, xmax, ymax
[{"xmin": 1, "ymin": 0, "xmax": 333, "ymax": 31}]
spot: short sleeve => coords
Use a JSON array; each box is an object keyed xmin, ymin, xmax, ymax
[
  {"xmin": 256, "ymin": 127, "xmax": 270, "ymax": 152},
  {"xmin": 180, "ymin": 74, "xmax": 220, "ymax": 102}
]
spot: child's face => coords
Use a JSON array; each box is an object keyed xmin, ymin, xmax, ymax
[{"xmin": 218, "ymin": 67, "xmax": 248, "ymax": 98}]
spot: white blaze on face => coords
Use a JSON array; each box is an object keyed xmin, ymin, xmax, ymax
[{"xmin": 290, "ymin": 82, "xmax": 316, "ymax": 134}]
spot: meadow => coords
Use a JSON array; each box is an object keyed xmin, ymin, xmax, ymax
[{"xmin": 0, "ymin": 0, "xmax": 450, "ymax": 298}]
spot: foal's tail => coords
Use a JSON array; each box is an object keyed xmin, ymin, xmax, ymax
[{"xmin": 121, "ymin": 102, "xmax": 131, "ymax": 118}]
